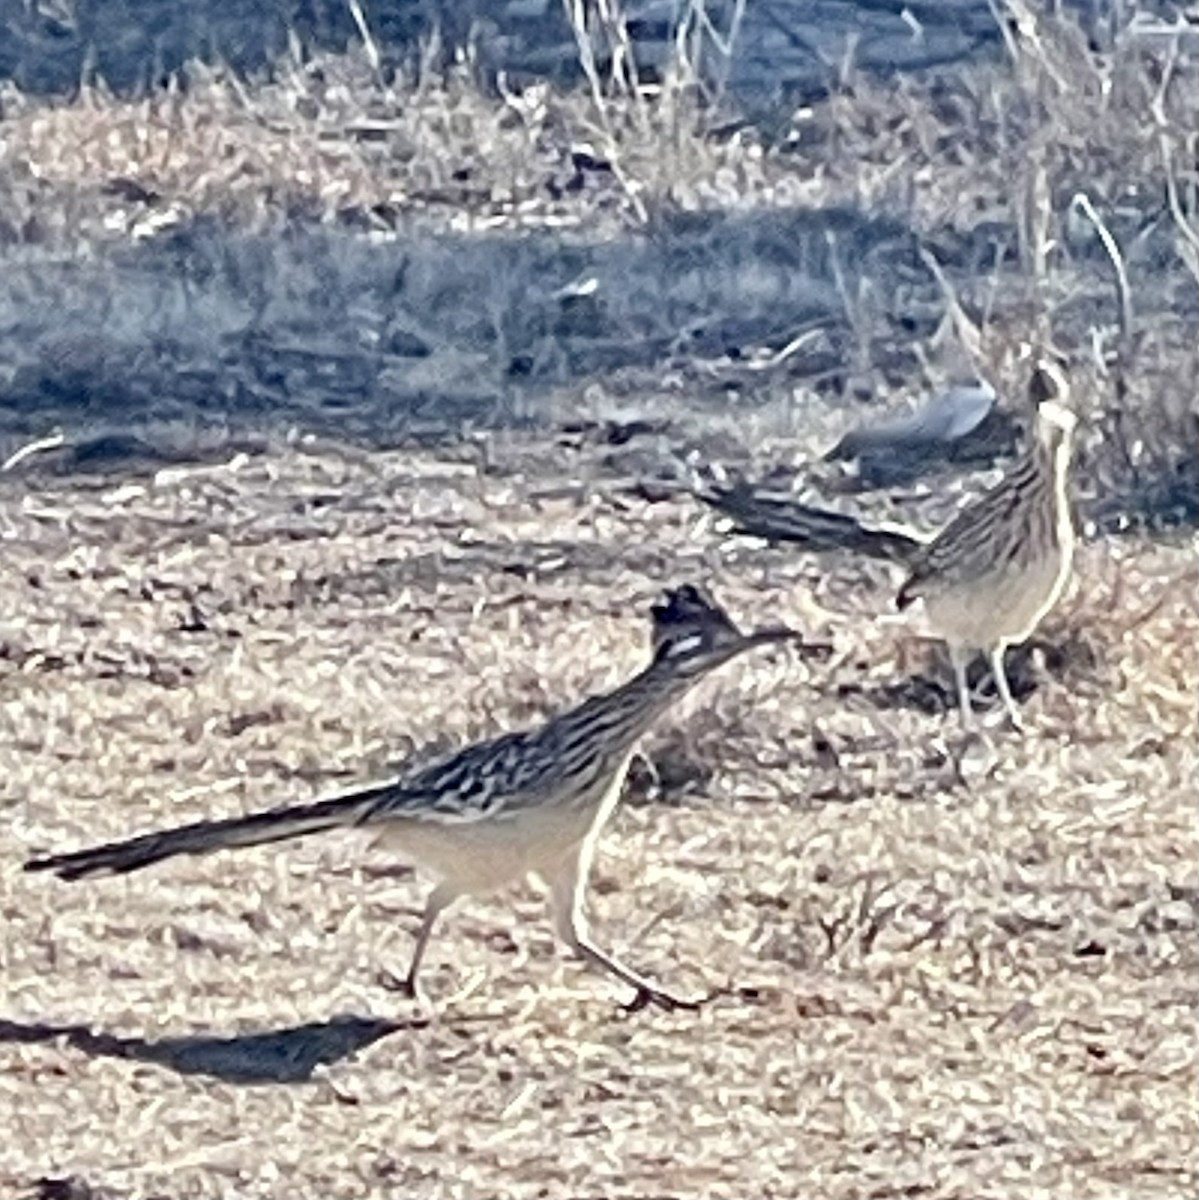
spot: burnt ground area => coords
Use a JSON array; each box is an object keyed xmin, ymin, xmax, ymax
[
  {"xmin": 1, "ymin": 5, "xmax": 1198, "ymax": 1199},
  {"xmin": 0, "ymin": 9, "xmax": 1195, "ymax": 531}
]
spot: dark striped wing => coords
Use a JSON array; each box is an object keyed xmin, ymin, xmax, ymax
[
  {"xmin": 358, "ymin": 711, "xmax": 620, "ymax": 826},
  {"xmin": 359, "ymin": 729, "xmax": 557, "ymax": 824},
  {"xmin": 897, "ymin": 467, "xmax": 1037, "ymax": 606}
]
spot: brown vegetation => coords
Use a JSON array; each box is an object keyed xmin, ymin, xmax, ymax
[
  {"xmin": 1, "ymin": 434, "xmax": 1195, "ymax": 1198},
  {"xmin": 0, "ymin": 4, "xmax": 1196, "ymax": 1197}
]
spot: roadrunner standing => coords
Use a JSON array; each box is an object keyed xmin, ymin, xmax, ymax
[
  {"xmin": 699, "ymin": 360, "xmax": 1078, "ymax": 728},
  {"xmin": 895, "ymin": 361, "xmax": 1077, "ymax": 729},
  {"xmin": 26, "ymin": 585, "xmax": 812, "ymax": 1011}
]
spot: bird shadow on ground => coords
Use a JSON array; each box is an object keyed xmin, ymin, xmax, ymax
[
  {"xmin": 0, "ymin": 1012, "xmax": 421, "ymax": 1084},
  {"xmin": 841, "ymin": 633, "xmax": 1098, "ymax": 717},
  {"xmin": 836, "ymin": 660, "xmax": 1027, "ymax": 718}
]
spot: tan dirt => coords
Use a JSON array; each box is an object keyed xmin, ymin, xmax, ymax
[{"xmin": 1, "ymin": 442, "xmax": 1195, "ymax": 1199}]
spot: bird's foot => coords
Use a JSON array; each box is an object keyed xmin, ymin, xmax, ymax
[
  {"xmin": 375, "ymin": 968, "xmax": 431, "ymax": 1011},
  {"xmin": 1002, "ymin": 708, "xmax": 1026, "ymax": 734},
  {"xmin": 983, "ymin": 704, "xmax": 1025, "ymax": 734},
  {"xmin": 622, "ymin": 984, "xmax": 702, "ymax": 1014}
]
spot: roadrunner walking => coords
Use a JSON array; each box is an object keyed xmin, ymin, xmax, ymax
[
  {"xmin": 700, "ymin": 360, "xmax": 1078, "ymax": 728},
  {"xmin": 26, "ymin": 585, "xmax": 814, "ymax": 1012}
]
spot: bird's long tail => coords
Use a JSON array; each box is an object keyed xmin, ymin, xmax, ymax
[
  {"xmin": 698, "ymin": 482, "xmax": 922, "ymax": 563},
  {"xmin": 23, "ymin": 780, "xmax": 402, "ymax": 882}
]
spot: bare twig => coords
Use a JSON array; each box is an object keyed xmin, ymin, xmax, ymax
[
  {"xmin": 762, "ymin": 328, "xmax": 824, "ymax": 370},
  {"xmin": 693, "ymin": 0, "xmax": 747, "ymax": 110},
  {"xmin": 561, "ymin": 0, "xmax": 650, "ymax": 224},
  {"xmin": 827, "ymin": 230, "xmax": 874, "ymax": 379},
  {"xmin": 1022, "ymin": 154, "xmax": 1053, "ymax": 284},
  {"xmin": 1147, "ymin": 25, "xmax": 1182, "ymax": 127},
  {"xmin": 346, "ymin": 0, "xmax": 383, "ymax": 84},
  {"xmin": 985, "ymin": 0, "xmax": 1022, "ymax": 65},
  {"xmin": 1069, "ymin": 192, "xmax": 1134, "ymax": 398},
  {"xmin": 563, "ymin": 0, "xmax": 611, "ymax": 137},
  {"xmin": 2, "ymin": 429, "xmax": 65, "ymax": 472},
  {"xmin": 919, "ymin": 246, "xmax": 983, "ymax": 366},
  {"xmin": 597, "ymin": 0, "xmax": 648, "ymax": 129},
  {"xmin": 999, "ymin": 0, "xmax": 1069, "ymax": 91},
  {"xmin": 1160, "ymin": 135, "xmax": 1199, "ymax": 286}
]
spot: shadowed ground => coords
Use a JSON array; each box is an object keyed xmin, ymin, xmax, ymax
[{"xmin": 0, "ymin": 1014, "xmax": 415, "ymax": 1085}]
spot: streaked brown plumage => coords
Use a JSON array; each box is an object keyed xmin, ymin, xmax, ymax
[
  {"xmin": 25, "ymin": 585, "xmax": 818, "ymax": 1011},
  {"xmin": 697, "ymin": 360, "xmax": 1078, "ymax": 728},
  {"xmin": 896, "ymin": 367, "xmax": 1077, "ymax": 728}
]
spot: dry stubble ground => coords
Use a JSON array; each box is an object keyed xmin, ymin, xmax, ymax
[{"xmin": 0, "ymin": 438, "xmax": 1195, "ymax": 1200}]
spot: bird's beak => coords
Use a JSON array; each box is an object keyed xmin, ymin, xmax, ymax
[{"xmin": 741, "ymin": 626, "xmax": 833, "ymax": 660}]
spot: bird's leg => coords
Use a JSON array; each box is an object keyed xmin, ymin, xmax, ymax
[
  {"xmin": 378, "ymin": 880, "xmax": 458, "ymax": 1005},
  {"xmin": 989, "ymin": 645, "xmax": 1024, "ymax": 732},
  {"xmin": 949, "ymin": 645, "xmax": 974, "ymax": 730},
  {"xmin": 548, "ymin": 843, "xmax": 698, "ymax": 1014}
]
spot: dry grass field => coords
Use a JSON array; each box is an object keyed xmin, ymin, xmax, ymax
[
  {"xmin": 1, "ymin": 1, "xmax": 1196, "ymax": 1195},
  {"xmin": 1, "ymin": 437, "xmax": 1195, "ymax": 1199}
]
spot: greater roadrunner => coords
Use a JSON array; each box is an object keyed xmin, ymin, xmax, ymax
[
  {"xmin": 896, "ymin": 363, "xmax": 1077, "ymax": 729},
  {"xmin": 699, "ymin": 361, "xmax": 1078, "ymax": 728},
  {"xmin": 26, "ymin": 585, "xmax": 814, "ymax": 1012}
]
